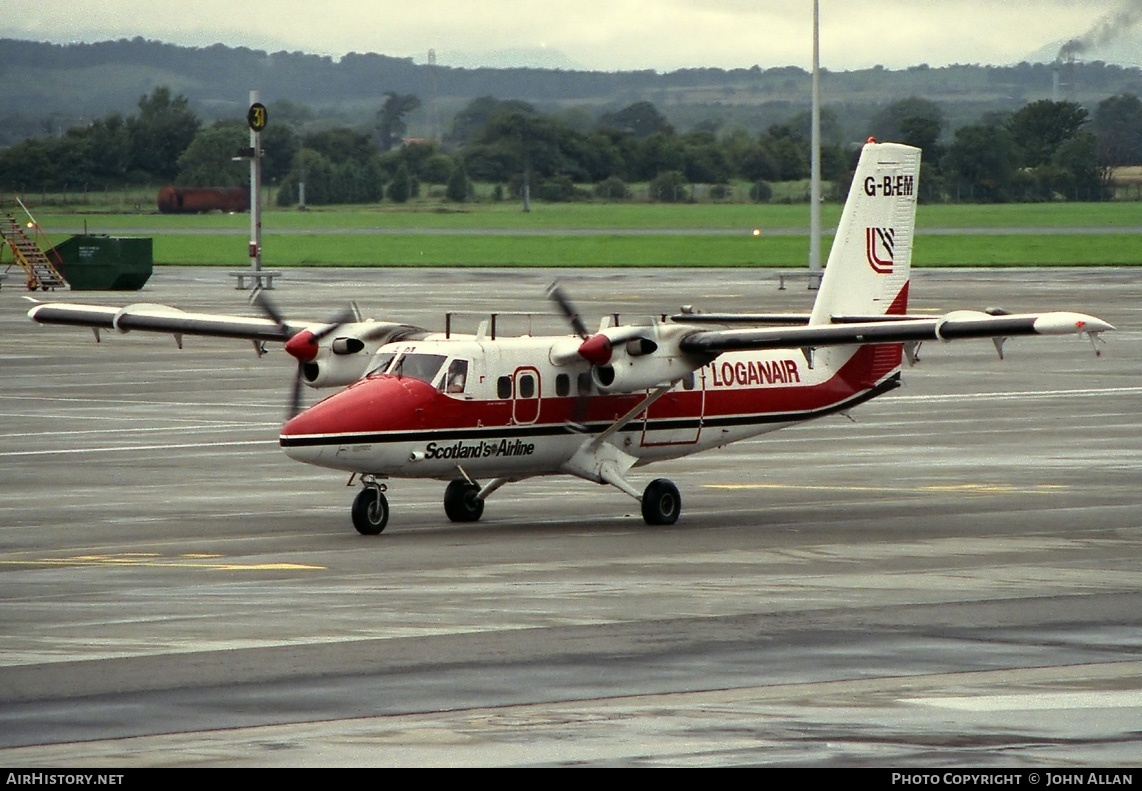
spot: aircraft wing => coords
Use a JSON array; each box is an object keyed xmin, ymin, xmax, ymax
[
  {"xmin": 678, "ymin": 311, "xmax": 1114, "ymax": 355},
  {"xmin": 27, "ymin": 302, "xmax": 295, "ymax": 342}
]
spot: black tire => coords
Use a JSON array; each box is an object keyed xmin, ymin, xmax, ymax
[
  {"xmin": 443, "ymin": 479, "xmax": 485, "ymax": 523},
  {"xmin": 641, "ymin": 478, "xmax": 681, "ymax": 525},
  {"xmin": 351, "ymin": 488, "xmax": 389, "ymax": 535}
]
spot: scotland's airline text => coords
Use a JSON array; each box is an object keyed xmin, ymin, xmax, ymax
[{"xmin": 424, "ymin": 439, "xmax": 536, "ymax": 460}]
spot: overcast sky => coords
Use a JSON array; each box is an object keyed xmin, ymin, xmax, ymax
[{"xmin": 4, "ymin": 1, "xmax": 1136, "ymax": 72}]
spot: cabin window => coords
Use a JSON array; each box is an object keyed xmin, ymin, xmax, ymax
[
  {"xmin": 681, "ymin": 372, "xmax": 695, "ymax": 391},
  {"xmin": 556, "ymin": 373, "xmax": 571, "ymax": 397},
  {"xmin": 497, "ymin": 376, "xmax": 512, "ymax": 399},
  {"xmin": 442, "ymin": 359, "xmax": 469, "ymax": 394},
  {"xmin": 391, "ymin": 353, "xmax": 447, "ymax": 385},
  {"xmin": 519, "ymin": 372, "xmax": 536, "ymax": 399}
]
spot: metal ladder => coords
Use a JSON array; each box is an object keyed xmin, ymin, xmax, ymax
[{"xmin": 0, "ymin": 201, "xmax": 68, "ymax": 290}]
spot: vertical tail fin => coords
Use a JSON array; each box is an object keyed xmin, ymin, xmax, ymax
[{"xmin": 809, "ymin": 142, "xmax": 921, "ymax": 325}]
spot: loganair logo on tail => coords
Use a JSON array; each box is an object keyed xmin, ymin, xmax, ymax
[{"xmin": 866, "ymin": 227, "xmax": 895, "ymax": 273}]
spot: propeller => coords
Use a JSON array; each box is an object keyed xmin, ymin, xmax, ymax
[
  {"xmin": 548, "ymin": 281, "xmax": 659, "ymax": 427},
  {"xmin": 547, "ymin": 282, "xmax": 599, "ymax": 430},
  {"xmin": 253, "ymin": 292, "xmax": 354, "ymax": 418},
  {"xmin": 546, "ymin": 281, "xmax": 591, "ymax": 340},
  {"xmin": 547, "ymin": 281, "xmax": 615, "ymax": 366},
  {"xmin": 548, "ymin": 281, "xmax": 658, "ymax": 367},
  {"xmin": 548, "ymin": 282, "xmax": 668, "ymax": 427}
]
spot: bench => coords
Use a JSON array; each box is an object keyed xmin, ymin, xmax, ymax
[
  {"xmin": 777, "ymin": 271, "xmax": 823, "ymax": 291},
  {"xmin": 229, "ymin": 270, "xmax": 282, "ymax": 290}
]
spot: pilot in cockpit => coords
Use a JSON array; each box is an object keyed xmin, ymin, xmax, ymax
[{"xmin": 444, "ymin": 359, "xmax": 468, "ymax": 394}]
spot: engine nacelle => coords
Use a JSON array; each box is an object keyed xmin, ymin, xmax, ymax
[
  {"xmin": 590, "ymin": 326, "xmax": 701, "ymax": 394},
  {"xmin": 301, "ymin": 348, "xmax": 376, "ymax": 388},
  {"xmin": 297, "ymin": 321, "xmax": 424, "ymax": 388}
]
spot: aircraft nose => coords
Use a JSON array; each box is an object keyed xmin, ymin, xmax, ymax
[
  {"xmin": 279, "ymin": 375, "xmax": 437, "ymax": 443},
  {"xmin": 281, "ymin": 385, "xmax": 360, "ymax": 440}
]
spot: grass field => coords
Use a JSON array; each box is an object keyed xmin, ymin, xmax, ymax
[
  {"xmin": 11, "ymin": 199, "xmax": 1142, "ymax": 267},
  {"xmin": 24, "ymin": 199, "xmax": 1142, "ymax": 231},
  {"xmin": 133, "ymin": 231, "xmax": 1142, "ymax": 268}
]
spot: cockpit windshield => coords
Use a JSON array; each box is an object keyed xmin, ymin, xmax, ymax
[
  {"xmin": 389, "ymin": 353, "xmax": 447, "ymax": 384},
  {"xmin": 365, "ymin": 352, "xmax": 396, "ymax": 378}
]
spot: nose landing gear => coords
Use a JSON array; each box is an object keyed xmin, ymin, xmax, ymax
[
  {"xmin": 443, "ymin": 479, "xmax": 485, "ymax": 523},
  {"xmin": 351, "ymin": 478, "xmax": 389, "ymax": 535}
]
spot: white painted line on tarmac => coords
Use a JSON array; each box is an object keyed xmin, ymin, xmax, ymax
[
  {"xmin": 0, "ymin": 440, "xmax": 278, "ymax": 457},
  {"xmin": 892, "ymin": 386, "xmax": 1142, "ymax": 402},
  {"xmin": 906, "ymin": 689, "xmax": 1142, "ymax": 710},
  {"xmin": 0, "ymin": 423, "xmax": 279, "ymax": 439},
  {"xmin": 0, "ymin": 394, "xmax": 276, "ymax": 408}
]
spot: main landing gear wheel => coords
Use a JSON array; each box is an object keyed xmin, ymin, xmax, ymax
[
  {"xmin": 443, "ymin": 479, "xmax": 485, "ymax": 523},
  {"xmin": 641, "ymin": 478, "xmax": 681, "ymax": 526},
  {"xmin": 351, "ymin": 487, "xmax": 389, "ymax": 535}
]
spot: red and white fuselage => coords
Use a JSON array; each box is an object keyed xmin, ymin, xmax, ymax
[{"xmin": 278, "ymin": 331, "xmax": 902, "ymax": 481}]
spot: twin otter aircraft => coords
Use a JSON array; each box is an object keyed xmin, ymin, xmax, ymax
[{"xmin": 29, "ymin": 142, "xmax": 1114, "ymax": 535}]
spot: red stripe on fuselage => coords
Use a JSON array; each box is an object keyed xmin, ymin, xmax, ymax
[{"xmin": 281, "ymin": 345, "xmax": 897, "ymax": 442}]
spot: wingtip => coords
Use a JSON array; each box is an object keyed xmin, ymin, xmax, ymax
[{"xmin": 1032, "ymin": 312, "xmax": 1115, "ymax": 335}]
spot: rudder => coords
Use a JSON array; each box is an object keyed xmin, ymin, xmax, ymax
[{"xmin": 809, "ymin": 142, "xmax": 921, "ymax": 325}]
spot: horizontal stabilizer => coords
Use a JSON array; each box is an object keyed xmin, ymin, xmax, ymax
[
  {"xmin": 668, "ymin": 312, "xmax": 938, "ymax": 326},
  {"xmin": 669, "ymin": 312, "xmax": 813, "ymax": 325}
]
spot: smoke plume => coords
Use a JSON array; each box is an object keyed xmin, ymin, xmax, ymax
[{"xmin": 1058, "ymin": 0, "xmax": 1142, "ymax": 58}]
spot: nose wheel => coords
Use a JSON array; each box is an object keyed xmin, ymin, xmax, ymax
[
  {"xmin": 444, "ymin": 479, "xmax": 485, "ymax": 523},
  {"xmin": 351, "ymin": 485, "xmax": 389, "ymax": 535}
]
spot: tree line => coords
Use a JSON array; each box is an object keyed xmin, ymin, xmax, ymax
[
  {"xmin": 1, "ymin": 87, "xmax": 1140, "ymax": 205},
  {"xmin": 7, "ymin": 38, "xmax": 1142, "ymax": 146}
]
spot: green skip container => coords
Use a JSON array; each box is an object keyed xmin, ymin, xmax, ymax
[{"xmin": 50, "ymin": 235, "xmax": 153, "ymax": 291}]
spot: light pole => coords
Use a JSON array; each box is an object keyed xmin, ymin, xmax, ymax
[
  {"xmin": 809, "ymin": 0, "xmax": 822, "ymax": 278},
  {"xmin": 248, "ymin": 91, "xmax": 264, "ymax": 283}
]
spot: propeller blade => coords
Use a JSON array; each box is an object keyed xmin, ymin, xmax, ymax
[
  {"xmin": 547, "ymin": 282, "xmax": 590, "ymax": 340},
  {"xmin": 568, "ymin": 374, "xmax": 592, "ymax": 433},
  {"xmin": 287, "ymin": 362, "xmax": 305, "ymax": 419},
  {"xmin": 254, "ymin": 291, "xmax": 353, "ymax": 342},
  {"xmin": 252, "ymin": 290, "xmax": 289, "ymax": 331},
  {"xmin": 309, "ymin": 306, "xmax": 356, "ymax": 342}
]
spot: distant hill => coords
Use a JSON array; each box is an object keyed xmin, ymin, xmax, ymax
[{"xmin": 4, "ymin": 37, "xmax": 1142, "ymax": 146}]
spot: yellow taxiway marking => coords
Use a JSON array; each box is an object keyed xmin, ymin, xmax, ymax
[
  {"xmin": 0, "ymin": 553, "xmax": 323, "ymax": 571},
  {"xmin": 705, "ymin": 483, "xmax": 1067, "ymax": 495}
]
